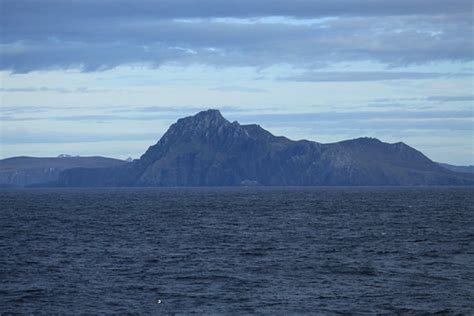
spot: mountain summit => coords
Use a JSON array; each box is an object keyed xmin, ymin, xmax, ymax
[{"xmin": 55, "ymin": 110, "xmax": 473, "ymax": 187}]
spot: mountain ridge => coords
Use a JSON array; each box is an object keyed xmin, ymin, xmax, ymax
[{"xmin": 50, "ymin": 109, "xmax": 473, "ymax": 187}]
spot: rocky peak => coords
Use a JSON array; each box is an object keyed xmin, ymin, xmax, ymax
[
  {"xmin": 194, "ymin": 109, "xmax": 225, "ymax": 121},
  {"xmin": 392, "ymin": 142, "xmax": 409, "ymax": 150},
  {"xmin": 354, "ymin": 137, "xmax": 382, "ymax": 144},
  {"xmin": 139, "ymin": 109, "xmax": 247, "ymax": 164},
  {"xmin": 157, "ymin": 109, "xmax": 228, "ymax": 141},
  {"xmin": 175, "ymin": 109, "xmax": 228, "ymax": 130},
  {"xmin": 242, "ymin": 124, "xmax": 274, "ymax": 139}
]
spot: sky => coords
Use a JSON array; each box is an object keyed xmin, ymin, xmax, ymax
[{"xmin": 0, "ymin": 0, "xmax": 473, "ymax": 165}]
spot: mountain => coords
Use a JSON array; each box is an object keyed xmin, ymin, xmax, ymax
[
  {"xmin": 437, "ymin": 162, "xmax": 474, "ymax": 174},
  {"xmin": 0, "ymin": 156, "xmax": 126, "ymax": 187},
  {"xmin": 53, "ymin": 110, "xmax": 474, "ymax": 187}
]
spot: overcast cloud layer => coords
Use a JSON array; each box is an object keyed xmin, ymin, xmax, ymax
[
  {"xmin": 1, "ymin": 0, "xmax": 473, "ymax": 72},
  {"xmin": 3, "ymin": 0, "xmax": 472, "ymax": 19}
]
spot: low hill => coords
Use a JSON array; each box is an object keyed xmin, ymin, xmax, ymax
[
  {"xmin": 438, "ymin": 162, "xmax": 474, "ymax": 174},
  {"xmin": 0, "ymin": 156, "xmax": 126, "ymax": 187}
]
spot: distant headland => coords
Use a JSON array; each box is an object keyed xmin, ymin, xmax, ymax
[{"xmin": 1, "ymin": 110, "xmax": 473, "ymax": 187}]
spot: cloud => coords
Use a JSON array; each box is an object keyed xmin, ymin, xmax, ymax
[
  {"xmin": 3, "ymin": 108, "xmax": 472, "ymax": 124},
  {"xmin": 235, "ymin": 110, "xmax": 474, "ymax": 123},
  {"xmin": 246, "ymin": 110, "xmax": 474, "ymax": 137},
  {"xmin": 135, "ymin": 105, "xmax": 246, "ymax": 113},
  {"xmin": 0, "ymin": 105, "xmax": 55, "ymax": 114},
  {"xmin": 212, "ymin": 86, "xmax": 267, "ymax": 93},
  {"xmin": 2, "ymin": 113, "xmax": 472, "ymax": 146},
  {"xmin": 0, "ymin": 131, "xmax": 160, "ymax": 144},
  {"xmin": 0, "ymin": 87, "xmax": 111, "ymax": 93},
  {"xmin": 0, "ymin": 106, "xmax": 246, "ymax": 121},
  {"xmin": 366, "ymin": 95, "xmax": 474, "ymax": 106},
  {"xmin": 280, "ymin": 72, "xmax": 470, "ymax": 82},
  {"xmin": 426, "ymin": 95, "xmax": 474, "ymax": 102},
  {"xmin": 1, "ymin": 1, "xmax": 472, "ymax": 72}
]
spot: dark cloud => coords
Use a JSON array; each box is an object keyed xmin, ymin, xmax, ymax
[
  {"xmin": 1, "ymin": 1, "xmax": 472, "ymax": 72},
  {"xmin": 2, "ymin": 19, "xmax": 471, "ymax": 72}
]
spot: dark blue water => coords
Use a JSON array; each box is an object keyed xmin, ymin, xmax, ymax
[{"xmin": 1, "ymin": 187, "xmax": 473, "ymax": 314}]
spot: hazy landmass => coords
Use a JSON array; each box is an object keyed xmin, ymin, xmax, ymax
[
  {"xmin": 437, "ymin": 163, "xmax": 474, "ymax": 174},
  {"xmin": 0, "ymin": 156, "xmax": 126, "ymax": 187}
]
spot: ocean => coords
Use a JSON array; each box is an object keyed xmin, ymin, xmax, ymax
[{"xmin": 1, "ymin": 187, "xmax": 473, "ymax": 314}]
